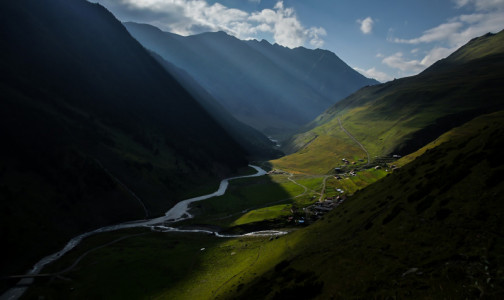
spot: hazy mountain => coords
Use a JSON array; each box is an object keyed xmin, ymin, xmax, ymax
[
  {"xmin": 149, "ymin": 51, "xmax": 283, "ymax": 160},
  {"xmin": 274, "ymin": 30, "xmax": 504, "ymax": 173},
  {"xmin": 123, "ymin": 22, "xmax": 378, "ymax": 136},
  {"xmin": 0, "ymin": 0, "xmax": 248, "ymax": 276}
]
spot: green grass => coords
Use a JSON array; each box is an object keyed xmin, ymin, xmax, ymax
[
  {"xmin": 231, "ymin": 204, "xmax": 292, "ymax": 226},
  {"xmin": 293, "ymin": 176, "xmax": 324, "ymax": 190},
  {"xmin": 23, "ymin": 111, "xmax": 504, "ymax": 300},
  {"xmin": 279, "ymin": 30, "xmax": 504, "ymax": 175},
  {"xmin": 325, "ymin": 168, "xmax": 388, "ymax": 197},
  {"xmin": 180, "ymin": 166, "xmax": 387, "ymax": 229},
  {"xmin": 181, "ymin": 175, "xmax": 310, "ymax": 228},
  {"xmin": 272, "ymin": 134, "xmax": 365, "ymax": 174},
  {"xmin": 229, "ymin": 111, "xmax": 504, "ymax": 299},
  {"xmin": 25, "ymin": 227, "xmax": 301, "ymax": 300},
  {"xmin": 22, "ymin": 31, "xmax": 504, "ymax": 298},
  {"xmin": 443, "ymin": 31, "xmax": 504, "ymax": 63}
]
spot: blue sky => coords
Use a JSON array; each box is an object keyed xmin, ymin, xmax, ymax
[{"xmin": 94, "ymin": 0, "xmax": 504, "ymax": 82}]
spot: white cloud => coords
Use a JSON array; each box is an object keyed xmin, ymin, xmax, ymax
[
  {"xmin": 454, "ymin": 0, "xmax": 504, "ymax": 10},
  {"xmin": 394, "ymin": 0, "xmax": 504, "ymax": 48},
  {"xmin": 420, "ymin": 46, "xmax": 458, "ymax": 66},
  {"xmin": 353, "ymin": 67, "xmax": 394, "ymax": 82},
  {"xmin": 357, "ymin": 17, "xmax": 374, "ymax": 34},
  {"xmin": 382, "ymin": 52, "xmax": 424, "ymax": 73},
  {"xmin": 382, "ymin": 46, "xmax": 459, "ymax": 75},
  {"xmin": 393, "ymin": 22, "xmax": 464, "ymax": 44},
  {"xmin": 98, "ymin": 0, "xmax": 325, "ymax": 48},
  {"xmin": 385, "ymin": 0, "xmax": 504, "ymax": 74},
  {"xmin": 307, "ymin": 27, "xmax": 327, "ymax": 48},
  {"xmin": 454, "ymin": 0, "xmax": 472, "ymax": 8},
  {"xmin": 393, "ymin": 11, "xmax": 503, "ymax": 48}
]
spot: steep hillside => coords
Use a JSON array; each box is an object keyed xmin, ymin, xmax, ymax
[
  {"xmin": 23, "ymin": 112, "xmax": 504, "ymax": 299},
  {"xmin": 245, "ymin": 39, "xmax": 375, "ymax": 102},
  {"xmin": 124, "ymin": 22, "xmax": 378, "ymax": 136},
  {"xmin": 149, "ymin": 51, "xmax": 283, "ymax": 160},
  {"xmin": 276, "ymin": 30, "xmax": 504, "ymax": 174},
  {"xmin": 232, "ymin": 111, "xmax": 504, "ymax": 299},
  {"xmin": 0, "ymin": 0, "xmax": 247, "ymax": 277}
]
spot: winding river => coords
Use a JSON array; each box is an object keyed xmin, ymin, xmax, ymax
[{"xmin": 2, "ymin": 165, "xmax": 284, "ymax": 300}]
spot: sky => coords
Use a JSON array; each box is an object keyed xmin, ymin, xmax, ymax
[{"xmin": 93, "ymin": 0, "xmax": 504, "ymax": 82}]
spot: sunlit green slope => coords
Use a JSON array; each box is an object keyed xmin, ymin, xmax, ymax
[
  {"xmin": 274, "ymin": 30, "xmax": 504, "ymax": 174},
  {"xmin": 25, "ymin": 112, "xmax": 504, "ymax": 299},
  {"xmin": 232, "ymin": 111, "xmax": 504, "ymax": 299}
]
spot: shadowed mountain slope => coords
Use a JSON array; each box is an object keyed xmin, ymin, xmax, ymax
[
  {"xmin": 124, "ymin": 22, "xmax": 378, "ymax": 136},
  {"xmin": 0, "ymin": 0, "xmax": 247, "ymax": 277},
  {"xmin": 149, "ymin": 51, "xmax": 283, "ymax": 160},
  {"xmin": 275, "ymin": 30, "xmax": 504, "ymax": 174}
]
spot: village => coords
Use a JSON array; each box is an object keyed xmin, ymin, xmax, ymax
[{"xmin": 282, "ymin": 155, "xmax": 402, "ymax": 226}]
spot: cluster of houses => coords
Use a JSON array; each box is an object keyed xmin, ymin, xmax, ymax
[
  {"xmin": 307, "ymin": 195, "xmax": 346, "ymax": 220},
  {"xmin": 334, "ymin": 167, "xmax": 358, "ymax": 178},
  {"xmin": 287, "ymin": 194, "xmax": 347, "ymax": 224},
  {"xmin": 267, "ymin": 169, "xmax": 288, "ymax": 175},
  {"xmin": 287, "ymin": 216, "xmax": 305, "ymax": 224},
  {"xmin": 335, "ymin": 154, "xmax": 403, "ymax": 177},
  {"xmin": 341, "ymin": 158, "xmax": 357, "ymax": 165}
]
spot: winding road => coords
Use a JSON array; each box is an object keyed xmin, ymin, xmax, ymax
[
  {"xmin": 286, "ymin": 173, "xmax": 308, "ymax": 196},
  {"xmin": 319, "ymin": 176, "xmax": 330, "ymax": 201},
  {"xmin": 338, "ymin": 116, "xmax": 370, "ymax": 165}
]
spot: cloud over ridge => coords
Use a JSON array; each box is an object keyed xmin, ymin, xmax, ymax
[
  {"xmin": 383, "ymin": 0, "xmax": 504, "ymax": 75},
  {"xmin": 96, "ymin": 0, "xmax": 326, "ymax": 48}
]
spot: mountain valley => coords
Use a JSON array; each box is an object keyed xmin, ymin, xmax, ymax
[
  {"xmin": 1, "ymin": 1, "xmax": 503, "ymax": 299},
  {"xmin": 124, "ymin": 22, "xmax": 378, "ymax": 137}
]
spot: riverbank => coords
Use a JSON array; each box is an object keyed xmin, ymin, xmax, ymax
[{"xmin": 1, "ymin": 165, "xmax": 268, "ymax": 300}]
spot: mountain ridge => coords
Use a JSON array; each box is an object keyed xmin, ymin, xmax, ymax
[
  {"xmin": 273, "ymin": 30, "xmax": 504, "ymax": 174},
  {"xmin": 124, "ymin": 22, "xmax": 378, "ymax": 136},
  {"xmin": 0, "ymin": 0, "xmax": 248, "ymax": 277},
  {"xmin": 234, "ymin": 110, "xmax": 504, "ymax": 299},
  {"xmin": 148, "ymin": 50, "xmax": 283, "ymax": 160}
]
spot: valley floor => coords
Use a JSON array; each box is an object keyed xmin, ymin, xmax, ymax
[
  {"xmin": 14, "ymin": 113, "xmax": 504, "ymax": 300},
  {"xmin": 16, "ymin": 161, "xmax": 388, "ymax": 299}
]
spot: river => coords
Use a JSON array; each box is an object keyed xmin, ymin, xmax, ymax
[{"xmin": 2, "ymin": 165, "xmax": 284, "ymax": 300}]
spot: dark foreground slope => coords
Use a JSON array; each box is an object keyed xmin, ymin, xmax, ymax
[
  {"xmin": 0, "ymin": 0, "xmax": 247, "ymax": 276},
  {"xmin": 124, "ymin": 22, "xmax": 378, "ymax": 135},
  {"xmin": 234, "ymin": 111, "xmax": 504, "ymax": 299},
  {"xmin": 280, "ymin": 31, "xmax": 504, "ymax": 169}
]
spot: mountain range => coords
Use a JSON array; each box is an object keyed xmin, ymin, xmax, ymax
[
  {"xmin": 0, "ymin": 0, "xmax": 249, "ymax": 277},
  {"xmin": 124, "ymin": 22, "xmax": 378, "ymax": 136},
  {"xmin": 148, "ymin": 50, "xmax": 282, "ymax": 160}
]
